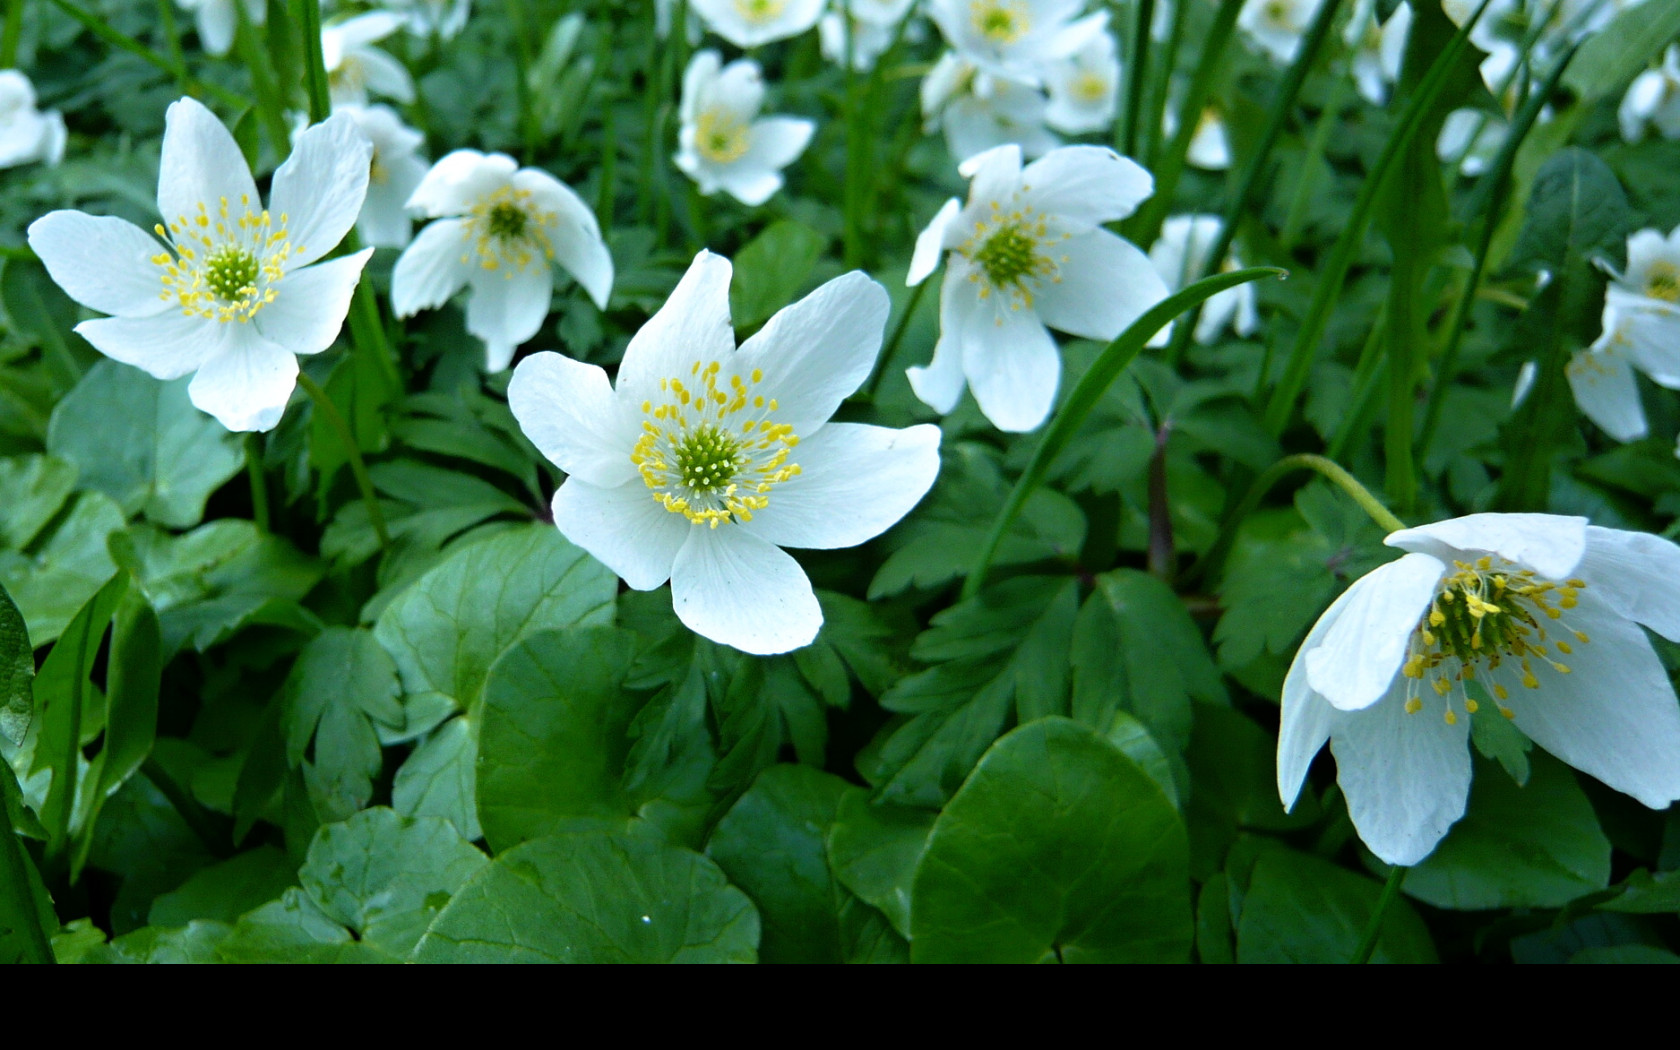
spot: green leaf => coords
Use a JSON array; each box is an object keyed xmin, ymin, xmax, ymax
[
  {"xmin": 97, "ymin": 921, "xmax": 232, "ymax": 963},
  {"xmin": 1235, "ymin": 847, "xmax": 1436, "ymax": 963},
  {"xmin": 280, "ymin": 628, "xmax": 403, "ymax": 825},
  {"xmin": 47, "ymin": 360, "xmax": 244, "ymax": 529},
  {"xmin": 1401, "ymin": 753, "xmax": 1611, "ymax": 910},
  {"xmin": 218, "ymin": 887, "xmax": 398, "ymax": 964},
  {"xmin": 910, "ymin": 717, "xmax": 1192, "ymax": 962},
  {"xmin": 827, "ymin": 788, "xmax": 934, "ymax": 940},
  {"xmin": 1602, "ymin": 869, "xmax": 1680, "ymax": 914},
  {"xmin": 1507, "ymin": 148, "xmax": 1633, "ymax": 277},
  {"xmin": 0, "ymin": 491, "xmax": 125, "ymax": 646},
  {"xmin": 299, "ymin": 807, "xmax": 488, "ymax": 956},
  {"xmin": 1570, "ymin": 945, "xmax": 1680, "ymax": 964},
  {"xmin": 147, "ymin": 846, "xmax": 298, "ymax": 927},
  {"xmin": 0, "ymin": 583, "xmax": 33, "ymax": 747},
  {"xmin": 477, "ymin": 625, "xmax": 642, "ymax": 853},
  {"xmin": 412, "ymin": 831, "xmax": 760, "ymax": 963},
  {"xmin": 1562, "ymin": 0, "xmax": 1680, "ymax": 103},
  {"xmin": 1468, "ymin": 683, "xmax": 1533, "ymax": 785},
  {"xmin": 728, "ymin": 220, "xmax": 827, "ymax": 329},
  {"xmin": 392, "ymin": 715, "xmax": 481, "ymax": 841},
  {"xmin": 0, "ymin": 762, "xmax": 55, "ymax": 964},
  {"xmin": 0, "ymin": 455, "xmax": 77, "ymax": 550}
]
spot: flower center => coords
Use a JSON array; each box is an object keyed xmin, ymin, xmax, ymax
[
  {"xmin": 632, "ymin": 360, "xmax": 801, "ymax": 529},
  {"xmin": 1645, "ymin": 261, "xmax": 1680, "ymax": 303},
  {"xmin": 329, "ymin": 57, "xmax": 364, "ymax": 95},
  {"xmin": 151, "ymin": 195, "xmax": 294, "ymax": 324},
  {"xmin": 462, "ymin": 185, "xmax": 556, "ymax": 274},
  {"xmin": 696, "ymin": 108, "xmax": 752, "ymax": 164},
  {"xmin": 369, "ymin": 146, "xmax": 388, "ymax": 185},
  {"xmin": 957, "ymin": 202, "xmax": 1069, "ymax": 312},
  {"xmin": 1399, "ymin": 557, "xmax": 1590, "ymax": 724},
  {"xmin": 734, "ymin": 0, "xmax": 787, "ymax": 23},
  {"xmin": 972, "ymin": 0, "xmax": 1030, "ymax": 44},
  {"xmin": 1263, "ymin": 0, "xmax": 1293, "ymax": 28},
  {"xmin": 1071, "ymin": 70, "xmax": 1109, "ymax": 104}
]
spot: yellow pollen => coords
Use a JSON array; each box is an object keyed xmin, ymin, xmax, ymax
[
  {"xmin": 971, "ymin": 0, "xmax": 1030, "ymax": 43},
  {"xmin": 1646, "ymin": 260, "xmax": 1680, "ymax": 303},
  {"xmin": 696, "ymin": 108, "xmax": 752, "ymax": 164},
  {"xmin": 151, "ymin": 197, "xmax": 291, "ymax": 324},
  {"xmin": 463, "ymin": 185, "xmax": 556, "ymax": 274},
  {"xmin": 734, "ymin": 0, "xmax": 787, "ymax": 24}
]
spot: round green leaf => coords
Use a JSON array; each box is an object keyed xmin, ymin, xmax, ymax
[{"xmin": 910, "ymin": 717, "xmax": 1192, "ymax": 963}]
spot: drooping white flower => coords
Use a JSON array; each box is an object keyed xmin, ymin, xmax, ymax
[
  {"xmin": 336, "ymin": 104, "xmax": 428, "ymax": 248},
  {"xmin": 508, "ymin": 251, "xmax": 942, "ymax": 655},
  {"xmin": 1619, "ymin": 45, "xmax": 1680, "ymax": 143},
  {"xmin": 27, "ymin": 97, "xmax": 372, "ymax": 432},
  {"xmin": 675, "ymin": 51, "xmax": 814, "ymax": 208},
  {"xmin": 177, "ymin": 0, "xmax": 266, "ymax": 57},
  {"xmin": 391, "ymin": 150, "xmax": 613, "ymax": 372},
  {"xmin": 690, "ymin": 0, "xmax": 825, "ymax": 48},
  {"xmin": 382, "ymin": 0, "xmax": 472, "ymax": 40},
  {"xmin": 1279, "ymin": 513, "xmax": 1680, "ymax": 866},
  {"xmin": 1146, "ymin": 215, "xmax": 1257, "ymax": 346},
  {"xmin": 1162, "ymin": 102, "xmax": 1231, "ymax": 170},
  {"xmin": 926, "ymin": 0, "xmax": 1108, "ymax": 85},
  {"xmin": 906, "ymin": 143, "xmax": 1168, "ymax": 432},
  {"xmin": 1043, "ymin": 29, "xmax": 1119, "ymax": 135},
  {"xmin": 922, "ymin": 52, "xmax": 1059, "ymax": 164},
  {"xmin": 0, "ymin": 71, "xmax": 66, "ymax": 169},
  {"xmin": 1564, "ymin": 224, "xmax": 1680, "ymax": 441},
  {"xmin": 1344, "ymin": 0, "xmax": 1410, "ymax": 106},
  {"xmin": 1238, "ymin": 0, "xmax": 1328, "ymax": 64},
  {"xmin": 323, "ymin": 12, "xmax": 415, "ymax": 108}
]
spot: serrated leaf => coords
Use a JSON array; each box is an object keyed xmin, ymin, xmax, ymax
[
  {"xmin": 0, "ymin": 491, "xmax": 125, "ymax": 646},
  {"xmin": 0, "ymin": 454, "xmax": 77, "ymax": 550},
  {"xmin": 1563, "ymin": 1, "xmax": 1680, "ymax": 103},
  {"xmin": 827, "ymin": 788, "xmax": 934, "ymax": 940},
  {"xmin": 218, "ymin": 887, "xmax": 399, "ymax": 963},
  {"xmin": 0, "ymin": 583, "xmax": 32, "ymax": 747}
]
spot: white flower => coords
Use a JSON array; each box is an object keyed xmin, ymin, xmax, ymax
[
  {"xmin": 1565, "ymin": 224, "xmax": 1680, "ymax": 441},
  {"xmin": 675, "ymin": 51, "xmax": 814, "ymax": 208},
  {"xmin": 323, "ymin": 12, "xmax": 415, "ymax": 108},
  {"xmin": 392, "ymin": 150, "xmax": 613, "ymax": 372},
  {"xmin": 1238, "ymin": 0, "xmax": 1328, "ymax": 64},
  {"xmin": 382, "ymin": 0, "xmax": 472, "ymax": 40},
  {"xmin": 27, "ymin": 98, "xmax": 372, "ymax": 432},
  {"xmin": 819, "ymin": 11, "xmax": 899, "ymax": 71},
  {"xmin": 1146, "ymin": 215, "xmax": 1257, "ymax": 346},
  {"xmin": 336, "ymin": 104, "xmax": 428, "ymax": 248},
  {"xmin": 177, "ymin": 0, "xmax": 266, "ymax": 57},
  {"xmin": 1619, "ymin": 45, "xmax": 1680, "ymax": 143},
  {"xmin": 922, "ymin": 51, "xmax": 1059, "ymax": 164},
  {"xmin": 690, "ymin": 0, "xmax": 825, "ymax": 48},
  {"xmin": 926, "ymin": 0, "xmax": 1108, "ymax": 85},
  {"xmin": 1437, "ymin": 108, "xmax": 1506, "ymax": 176},
  {"xmin": 0, "ymin": 71, "xmax": 65, "ymax": 169},
  {"xmin": 656, "ymin": 0, "xmax": 705, "ymax": 43},
  {"xmin": 508, "ymin": 251, "xmax": 942, "ymax": 655},
  {"xmin": 1279, "ymin": 513, "xmax": 1680, "ymax": 866},
  {"xmin": 906, "ymin": 143, "xmax": 1167, "ymax": 431},
  {"xmin": 1162, "ymin": 102, "xmax": 1231, "ymax": 170},
  {"xmin": 1344, "ymin": 0, "xmax": 1410, "ymax": 107},
  {"xmin": 1043, "ymin": 29, "xmax": 1119, "ymax": 135}
]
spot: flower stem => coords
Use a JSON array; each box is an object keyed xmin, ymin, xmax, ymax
[
  {"xmin": 244, "ymin": 433, "xmax": 270, "ymax": 534},
  {"xmin": 2, "ymin": 0, "xmax": 26, "ymax": 67},
  {"xmin": 1351, "ymin": 864, "xmax": 1408, "ymax": 964},
  {"xmin": 963, "ymin": 266, "xmax": 1283, "ymax": 600},
  {"xmin": 296, "ymin": 371, "xmax": 389, "ymax": 549},
  {"xmin": 294, "ymin": 0, "xmax": 332, "ymax": 124},
  {"xmin": 1116, "ymin": 0, "xmax": 1153, "ymax": 159}
]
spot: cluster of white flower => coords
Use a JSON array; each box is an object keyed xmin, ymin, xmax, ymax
[{"xmin": 0, "ymin": 71, "xmax": 65, "ymax": 170}]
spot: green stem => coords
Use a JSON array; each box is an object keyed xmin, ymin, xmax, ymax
[
  {"xmin": 859, "ymin": 277, "xmax": 927, "ymax": 402},
  {"xmin": 293, "ymin": 0, "xmax": 332, "ymax": 124},
  {"xmin": 1184, "ymin": 453, "xmax": 1406, "ymax": 588},
  {"xmin": 296, "ymin": 371, "xmax": 389, "ymax": 548},
  {"xmin": 1351, "ymin": 864, "xmax": 1408, "ymax": 964},
  {"xmin": 504, "ymin": 0, "xmax": 538, "ymax": 164},
  {"xmin": 44, "ymin": 0, "xmax": 249, "ymax": 110},
  {"xmin": 1141, "ymin": 0, "xmax": 1188, "ymax": 168},
  {"xmin": 1163, "ymin": 0, "xmax": 1343, "ymax": 370},
  {"xmin": 154, "ymin": 0, "xmax": 188, "ymax": 95},
  {"xmin": 0, "ymin": 818, "xmax": 52, "ymax": 962},
  {"xmin": 2, "ymin": 0, "xmax": 27, "ymax": 67},
  {"xmin": 1279, "ymin": 69, "xmax": 1348, "ymax": 251},
  {"xmin": 1325, "ymin": 298, "xmax": 1390, "ymax": 460},
  {"xmin": 964, "ymin": 266, "xmax": 1282, "ymax": 599},
  {"xmin": 1261, "ymin": 0, "xmax": 1493, "ymax": 435},
  {"xmin": 1117, "ymin": 0, "xmax": 1153, "ymax": 159},
  {"xmin": 842, "ymin": 2, "xmax": 863, "ymax": 268},
  {"xmin": 244, "ymin": 433, "xmax": 270, "ymax": 533},
  {"xmin": 1384, "ymin": 202, "xmax": 1421, "ymax": 516},
  {"xmin": 235, "ymin": 5, "xmax": 292, "ymax": 161}
]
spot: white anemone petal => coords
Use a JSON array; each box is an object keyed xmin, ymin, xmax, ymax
[
  {"xmin": 1386, "ymin": 513, "xmax": 1589, "ymax": 581},
  {"xmin": 671, "ymin": 527, "xmax": 822, "ymax": 655},
  {"xmin": 507, "ymin": 352, "xmax": 636, "ymax": 488},
  {"xmin": 1304, "ymin": 552, "xmax": 1445, "ymax": 712},
  {"xmin": 552, "ymin": 479, "xmax": 691, "ymax": 591},
  {"xmin": 747, "ymin": 422, "xmax": 941, "ymax": 550},
  {"xmin": 27, "ymin": 212, "xmax": 171, "ymax": 318}
]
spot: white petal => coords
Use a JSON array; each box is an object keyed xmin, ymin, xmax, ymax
[
  {"xmin": 1386, "ymin": 513, "xmax": 1589, "ymax": 581},
  {"xmin": 253, "ymin": 250, "xmax": 370, "ymax": 356},
  {"xmin": 516, "ymin": 170, "xmax": 612, "ymax": 309},
  {"xmin": 1567, "ymin": 346, "xmax": 1647, "ymax": 442},
  {"xmin": 748, "ymin": 423, "xmax": 941, "ymax": 550},
  {"xmin": 405, "ymin": 150, "xmax": 516, "ymax": 217},
  {"xmin": 961, "ymin": 297, "xmax": 1061, "ymax": 433},
  {"xmin": 1304, "ymin": 552, "xmax": 1445, "ymax": 711},
  {"xmin": 74, "ymin": 311, "xmax": 219, "ymax": 380},
  {"xmin": 716, "ymin": 168, "xmax": 784, "ymax": 208},
  {"xmin": 466, "ymin": 263, "xmax": 553, "ymax": 371},
  {"xmin": 156, "ymin": 97, "xmax": 260, "ymax": 227},
  {"xmin": 906, "ymin": 265, "xmax": 972, "ymax": 413},
  {"xmin": 1509, "ymin": 592, "xmax": 1680, "ymax": 809},
  {"xmin": 960, "ymin": 142, "xmax": 1023, "ymax": 195},
  {"xmin": 507, "ymin": 351, "xmax": 636, "ymax": 488},
  {"xmin": 328, "ymin": 11, "xmax": 405, "ymax": 49},
  {"xmin": 1019, "ymin": 146, "xmax": 1154, "ymax": 228},
  {"xmin": 354, "ymin": 47, "xmax": 415, "ymax": 103},
  {"xmin": 1278, "ymin": 576, "xmax": 1367, "ymax": 810},
  {"xmin": 27, "ymin": 212, "xmax": 171, "ymax": 318},
  {"xmin": 553, "ymin": 479, "xmax": 691, "ymax": 591},
  {"xmin": 1329, "ymin": 679, "xmax": 1472, "ymax": 866},
  {"xmin": 743, "ymin": 116, "xmax": 814, "ymax": 174},
  {"xmin": 187, "ymin": 325, "xmax": 299, "ymax": 433},
  {"xmin": 357, "ymin": 179, "xmax": 418, "ymax": 248},
  {"xmin": 910, "ymin": 198, "xmax": 961, "ymax": 288},
  {"xmin": 1033, "ymin": 228, "xmax": 1168, "ymax": 342},
  {"xmin": 270, "ymin": 112, "xmax": 373, "ymax": 270},
  {"xmin": 195, "ymin": 1, "xmax": 237, "ymax": 56},
  {"xmin": 1578, "ymin": 526, "xmax": 1680, "ymax": 642},
  {"xmin": 390, "ymin": 217, "xmax": 472, "ymax": 317},
  {"xmin": 732, "ymin": 270, "xmax": 890, "ymax": 436},
  {"xmin": 615, "ymin": 251, "xmax": 736, "ymax": 403},
  {"xmin": 670, "ymin": 527, "xmax": 822, "ymax": 655}
]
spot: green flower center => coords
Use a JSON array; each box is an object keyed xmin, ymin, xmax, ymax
[
  {"xmin": 205, "ymin": 244, "xmax": 261, "ymax": 303},
  {"xmin": 1646, "ymin": 261, "xmax": 1680, "ymax": 303},
  {"xmin": 697, "ymin": 109, "xmax": 752, "ymax": 164},
  {"xmin": 487, "ymin": 202, "xmax": 529, "ymax": 241},
  {"xmin": 1401, "ymin": 558, "xmax": 1590, "ymax": 723},
  {"xmin": 464, "ymin": 186, "xmax": 556, "ymax": 273},
  {"xmin": 674, "ymin": 423, "xmax": 744, "ymax": 495},
  {"xmin": 957, "ymin": 205, "xmax": 1068, "ymax": 311},
  {"xmin": 972, "ymin": 1, "xmax": 1029, "ymax": 44},
  {"xmin": 735, "ymin": 0, "xmax": 786, "ymax": 23},
  {"xmin": 975, "ymin": 223, "xmax": 1039, "ymax": 288}
]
